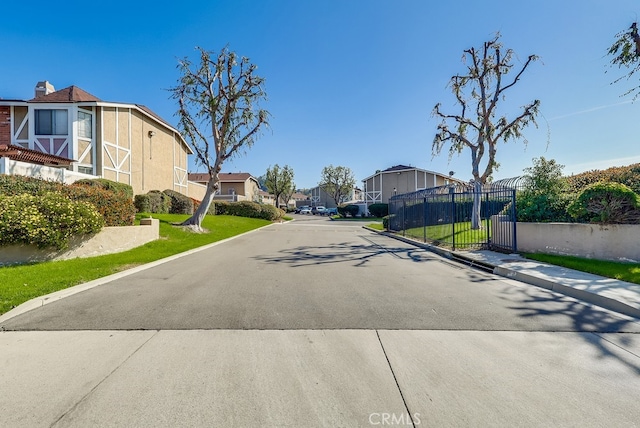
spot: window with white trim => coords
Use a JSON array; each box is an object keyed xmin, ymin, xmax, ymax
[
  {"xmin": 78, "ymin": 111, "xmax": 92, "ymax": 138},
  {"xmin": 35, "ymin": 109, "xmax": 68, "ymax": 135}
]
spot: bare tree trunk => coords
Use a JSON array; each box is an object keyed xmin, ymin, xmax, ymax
[
  {"xmin": 471, "ymin": 180, "xmax": 482, "ymax": 230},
  {"xmin": 181, "ymin": 175, "xmax": 218, "ymax": 231}
]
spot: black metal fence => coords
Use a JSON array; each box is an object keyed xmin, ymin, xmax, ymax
[{"xmin": 388, "ymin": 179, "xmax": 522, "ymax": 252}]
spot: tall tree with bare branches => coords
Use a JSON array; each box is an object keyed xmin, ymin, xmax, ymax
[
  {"xmin": 607, "ymin": 22, "xmax": 640, "ymax": 99},
  {"xmin": 432, "ymin": 33, "xmax": 540, "ymax": 228},
  {"xmin": 171, "ymin": 46, "xmax": 269, "ymax": 230}
]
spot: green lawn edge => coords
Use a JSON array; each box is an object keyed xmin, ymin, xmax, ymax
[
  {"xmin": 0, "ymin": 213, "xmax": 272, "ymax": 315},
  {"xmin": 523, "ymin": 253, "xmax": 640, "ymax": 285}
]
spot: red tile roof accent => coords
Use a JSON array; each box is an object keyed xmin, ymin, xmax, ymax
[
  {"xmin": 0, "ymin": 144, "xmax": 74, "ymax": 166},
  {"xmin": 30, "ymin": 86, "xmax": 102, "ymax": 102}
]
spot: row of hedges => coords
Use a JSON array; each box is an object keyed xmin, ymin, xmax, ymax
[
  {"xmin": 134, "ymin": 189, "xmax": 196, "ymax": 215},
  {"xmin": 214, "ymin": 201, "xmax": 284, "ymax": 221},
  {"xmin": 514, "ymin": 158, "xmax": 640, "ymax": 224},
  {"xmin": 135, "ymin": 190, "xmax": 285, "ymax": 221},
  {"xmin": 0, "ymin": 175, "xmax": 135, "ymax": 227},
  {"xmin": 566, "ymin": 163, "xmax": 640, "ymax": 194}
]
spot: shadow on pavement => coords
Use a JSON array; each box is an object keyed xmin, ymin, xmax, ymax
[
  {"xmin": 501, "ymin": 284, "xmax": 640, "ymax": 375},
  {"xmin": 253, "ymin": 242, "xmax": 437, "ymax": 267}
]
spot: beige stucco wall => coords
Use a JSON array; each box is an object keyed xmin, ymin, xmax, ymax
[
  {"xmin": 0, "ymin": 219, "xmax": 159, "ymax": 266},
  {"xmin": 516, "ymin": 222, "xmax": 640, "ymax": 263},
  {"xmin": 187, "ymin": 180, "xmax": 207, "ymax": 201},
  {"xmin": 98, "ymin": 107, "xmax": 191, "ymax": 197},
  {"xmin": 364, "ymin": 170, "xmax": 450, "ymax": 203}
]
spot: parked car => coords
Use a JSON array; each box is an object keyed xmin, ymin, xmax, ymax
[
  {"xmin": 311, "ymin": 206, "xmax": 327, "ymax": 215},
  {"xmin": 326, "ymin": 207, "xmax": 338, "ymax": 216},
  {"xmin": 295, "ymin": 205, "xmax": 310, "ymax": 214},
  {"xmin": 299, "ymin": 206, "xmax": 312, "ymax": 214}
]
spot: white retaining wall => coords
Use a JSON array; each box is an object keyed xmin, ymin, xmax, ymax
[
  {"xmin": 515, "ymin": 222, "xmax": 640, "ymax": 263},
  {"xmin": 0, "ymin": 218, "xmax": 159, "ymax": 266}
]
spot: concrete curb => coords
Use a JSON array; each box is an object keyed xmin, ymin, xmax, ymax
[
  {"xmin": 0, "ymin": 223, "xmax": 276, "ymax": 325},
  {"xmin": 363, "ymin": 226, "xmax": 640, "ymax": 320}
]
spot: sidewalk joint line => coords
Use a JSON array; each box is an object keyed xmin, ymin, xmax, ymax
[
  {"xmin": 49, "ymin": 330, "xmax": 160, "ymax": 428},
  {"xmin": 375, "ymin": 330, "xmax": 416, "ymax": 428}
]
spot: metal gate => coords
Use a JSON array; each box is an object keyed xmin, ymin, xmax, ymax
[{"xmin": 388, "ymin": 180, "xmax": 519, "ymax": 252}]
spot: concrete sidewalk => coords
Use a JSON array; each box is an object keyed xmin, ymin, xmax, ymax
[{"xmin": 380, "ymin": 230, "xmax": 640, "ymax": 320}]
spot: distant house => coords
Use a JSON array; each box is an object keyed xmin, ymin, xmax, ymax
[
  {"xmin": 362, "ymin": 165, "xmax": 464, "ymax": 204},
  {"xmin": 0, "ymin": 81, "xmax": 204, "ymax": 199},
  {"xmin": 309, "ymin": 185, "xmax": 363, "ymax": 208},
  {"xmin": 188, "ymin": 172, "xmax": 260, "ymax": 202}
]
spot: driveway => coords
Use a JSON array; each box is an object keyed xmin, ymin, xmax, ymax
[{"xmin": 1, "ymin": 217, "xmax": 640, "ymax": 427}]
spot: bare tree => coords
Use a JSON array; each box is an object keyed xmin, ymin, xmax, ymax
[
  {"xmin": 432, "ymin": 33, "xmax": 540, "ymax": 228},
  {"xmin": 607, "ymin": 22, "xmax": 640, "ymax": 99},
  {"xmin": 265, "ymin": 164, "xmax": 295, "ymax": 208},
  {"xmin": 319, "ymin": 165, "xmax": 356, "ymax": 206},
  {"xmin": 171, "ymin": 46, "xmax": 269, "ymax": 230}
]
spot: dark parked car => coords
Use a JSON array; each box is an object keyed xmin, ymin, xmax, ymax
[
  {"xmin": 311, "ymin": 206, "xmax": 327, "ymax": 215},
  {"xmin": 326, "ymin": 207, "xmax": 338, "ymax": 216}
]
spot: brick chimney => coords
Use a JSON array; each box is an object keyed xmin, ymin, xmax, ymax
[
  {"xmin": 34, "ymin": 81, "xmax": 55, "ymax": 98},
  {"xmin": 0, "ymin": 106, "xmax": 10, "ymax": 145}
]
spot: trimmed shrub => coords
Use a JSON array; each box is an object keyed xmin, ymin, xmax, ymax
[
  {"xmin": 338, "ymin": 204, "xmax": 360, "ymax": 217},
  {"xmin": 0, "ymin": 192, "xmax": 104, "ymax": 249},
  {"xmin": 65, "ymin": 184, "xmax": 136, "ymax": 226},
  {"xmin": 567, "ymin": 182, "xmax": 640, "ymax": 224},
  {"xmin": 0, "ymin": 175, "xmax": 63, "ymax": 196},
  {"xmin": 212, "ymin": 200, "xmax": 283, "ymax": 220},
  {"xmin": 368, "ymin": 203, "xmax": 388, "ymax": 218},
  {"xmin": 137, "ymin": 190, "xmax": 171, "ymax": 214},
  {"xmin": 73, "ymin": 178, "xmax": 134, "ymax": 199},
  {"xmin": 259, "ymin": 204, "xmax": 285, "ymax": 221},
  {"xmin": 382, "ymin": 215, "xmax": 390, "ymax": 230},
  {"xmin": 134, "ymin": 194, "xmax": 152, "ymax": 213},
  {"xmin": 163, "ymin": 189, "xmax": 194, "ymax": 214}
]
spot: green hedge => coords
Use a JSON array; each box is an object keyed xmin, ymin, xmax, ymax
[
  {"xmin": 214, "ymin": 201, "xmax": 284, "ymax": 221},
  {"xmin": 0, "ymin": 175, "xmax": 135, "ymax": 226},
  {"xmin": 134, "ymin": 190, "xmax": 171, "ymax": 214},
  {"xmin": 164, "ymin": 189, "xmax": 194, "ymax": 214},
  {"xmin": 66, "ymin": 183, "xmax": 136, "ymax": 226},
  {"xmin": 0, "ymin": 174, "xmax": 63, "ymax": 195},
  {"xmin": 567, "ymin": 182, "xmax": 640, "ymax": 224},
  {"xmin": 338, "ymin": 204, "xmax": 360, "ymax": 217},
  {"xmin": 0, "ymin": 192, "xmax": 104, "ymax": 249},
  {"xmin": 368, "ymin": 203, "xmax": 388, "ymax": 218},
  {"xmin": 73, "ymin": 178, "xmax": 134, "ymax": 199}
]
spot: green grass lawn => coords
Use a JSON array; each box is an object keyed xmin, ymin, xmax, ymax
[
  {"xmin": 403, "ymin": 220, "xmax": 490, "ymax": 248},
  {"xmin": 523, "ymin": 253, "xmax": 640, "ymax": 285},
  {"xmin": 0, "ymin": 214, "xmax": 271, "ymax": 315}
]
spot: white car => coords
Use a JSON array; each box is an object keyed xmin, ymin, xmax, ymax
[{"xmin": 299, "ymin": 206, "xmax": 312, "ymax": 214}]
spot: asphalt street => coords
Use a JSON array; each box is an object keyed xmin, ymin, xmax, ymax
[{"xmin": 1, "ymin": 215, "xmax": 640, "ymax": 427}]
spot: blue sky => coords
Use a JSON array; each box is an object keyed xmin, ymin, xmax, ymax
[{"xmin": 2, "ymin": 0, "xmax": 639, "ymax": 189}]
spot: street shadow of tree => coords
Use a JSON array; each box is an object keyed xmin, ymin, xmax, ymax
[
  {"xmin": 253, "ymin": 242, "xmax": 437, "ymax": 267},
  {"xmin": 499, "ymin": 283, "xmax": 640, "ymax": 375}
]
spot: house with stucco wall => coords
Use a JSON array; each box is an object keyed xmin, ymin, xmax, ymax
[
  {"xmin": 0, "ymin": 81, "xmax": 207, "ymax": 200},
  {"xmin": 362, "ymin": 165, "xmax": 465, "ymax": 204}
]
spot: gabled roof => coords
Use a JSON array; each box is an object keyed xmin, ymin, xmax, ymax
[
  {"xmin": 30, "ymin": 86, "xmax": 101, "ymax": 103},
  {"xmin": 362, "ymin": 165, "xmax": 463, "ymax": 182},
  {"xmin": 219, "ymin": 173, "xmax": 253, "ymax": 182},
  {"xmin": 0, "ymin": 144, "xmax": 74, "ymax": 166},
  {"xmin": 382, "ymin": 164, "xmax": 414, "ymax": 172}
]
